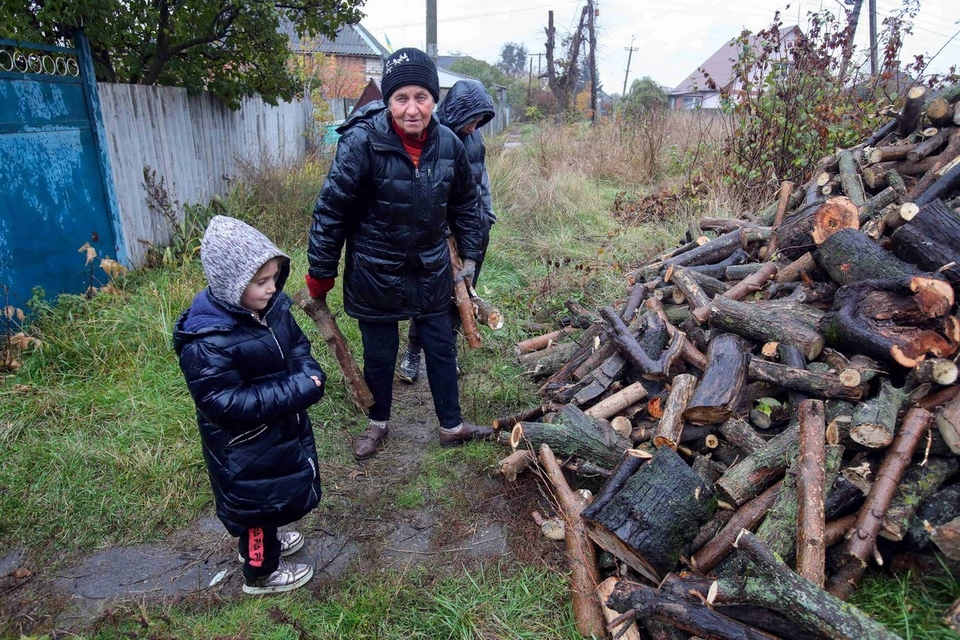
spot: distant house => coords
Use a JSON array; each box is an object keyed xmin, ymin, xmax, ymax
[
  {"xmin": 668, "ymin": 25, "xmax": 800, "ymax": 110},
  {"xmin": 287, "ymin": 22, "xmax": 390, "ymax": 99}
]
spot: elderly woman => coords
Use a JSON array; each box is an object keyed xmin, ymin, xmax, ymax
[{"xmin": 305, "ymin": 48, "xmax": 492, "ymax": 461}]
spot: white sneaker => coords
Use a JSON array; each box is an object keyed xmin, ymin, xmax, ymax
[
  {"xmin": 238, "ymin": 530, "xmax": 304, "ymax": 562},
  {"xmin": 242, "ymin": 558, "xmax": 314, "ymax": 594}
]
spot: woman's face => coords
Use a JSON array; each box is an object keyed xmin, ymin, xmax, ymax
[{"xmin": 388, "ymin": 85, "xmax": 435, "ymax": 136}]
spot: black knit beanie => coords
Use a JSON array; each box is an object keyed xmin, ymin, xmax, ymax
[{"xmin": 381, "ymin": 47, "xmax": 440, "ymax": 104}]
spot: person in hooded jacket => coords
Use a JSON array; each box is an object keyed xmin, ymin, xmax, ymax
[
  {"xmin": 398, "ymin": 78, "xmax": 497, "ymax": 384},
  {"xmin": 174, "ymin": 215, "xmax": 325, "ymax": 595},
  {"xmin": 305, "ymin": 47, "xmax": 494, "ymax": 462}
]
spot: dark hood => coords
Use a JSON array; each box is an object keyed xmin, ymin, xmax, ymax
[{"xmin": 436, "ymin": 80, "xmax": 495, "ymax": 133}]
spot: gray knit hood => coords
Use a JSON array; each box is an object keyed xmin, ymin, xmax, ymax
[{"xmin": 200, "ymin": 215, "xmax": 290, "ymax": 307}]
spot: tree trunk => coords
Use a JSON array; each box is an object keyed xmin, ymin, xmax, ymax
[
  {"xmin": 713, "ymin": 530, "xmax": 904, "ymax": 640},
  {"xmin": 716, "ymin": 420, "xmax": 799, "ymax": 507},
  {"xmin": 890, "ymin": 198, "xmax": 960, "ymax": 282},
  {"xmin": 652, "ymin": 374, "xmax": 698, "ymax": 449},
  {"xmin": 683, "ymin": 334, "xmax": 748, "ymax": 425},
  {"xmin": 537, "ymin": 444, "xmax": 608, "ymax": 639},
  {"xmin": 710, "ymin": 297, "xmax": 825, "ymax": 360},
  {"xmin": 291, "ymin": 291, "xmax": 375, "ymax": 411},
  {"xmin": 900, "ymin": 85, "xmax": 928, "ymax": 136},
  {"xmin": 605, "ymin": 581, "xmax": 778, "ymax": 640},
  {"xmin": 880, "ymin": 456, "xmax": 959, "ymax": 541},
  {"xmin": 511, "ymin": 404, "xmax": 632, "ymax": 470},
  {"xmin": 582, "ymin": 446, "xmax": 716, "ymax": 583},
  {"xmin": 815, "ymin": 228, "xmax": 924, "ymax": 286},
  {"xmin": 774, "ymin": 197, "xmax": 859, "ymax": 259},
  {"xmin": 826, "ymin": 407, "xmax": 933, "ymax": 600}
]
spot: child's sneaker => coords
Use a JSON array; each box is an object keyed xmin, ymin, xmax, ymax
[
  {"xmin": 397, "ymin": 347, "xmax": 421, "ymax": 383},
  {"xmin": 242, "ymin": 558, "xmax": 313, "ymax": 594},
  {"xmin": 238, "ymin": 530, "xmax": 304, "ymax": 562}
]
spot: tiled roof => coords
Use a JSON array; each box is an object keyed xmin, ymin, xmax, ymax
[
  {"xmin": 287, "ymin": 22, "xmax": 389, "ymax": 58},
  {"xmin": 670, "ymin": 25, "xmax": 799, "ymax": 95}
]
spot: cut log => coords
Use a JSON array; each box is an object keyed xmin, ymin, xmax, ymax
[
  {"xmin": 890, "ymin": 199, "xmax": 960, "ymax": 282},
  {"xmin": 291, "ymin": 290, "xmax": 376, "ymax": 411},
  {"xmin": 865, "ymin": 117, "xmax": 898, "ymax": 147},
  {"xmin": 849, "ymin": 378, "xmax": 909, "ymax": 449},
  {"xmin": 597, "ymin": 577, "xmax": 640, "ymax": 640},
  {"xmin": 693, "ymin": 262, "xmax": 778, "ymax": 323},
  {"xmin": 586, "ymin": 382, "xmax": 649, "ymax": 420},
  {"xmin": 825, "ymin": 475, "xmax": 866, "ymax": 521},
  {"xmin": 512, "ymin": 405, "xmax": 632, "ymax": 470},
  {"xmin": 716, "ymin": 420, "xmax": 799, "ymax": 507},
  {"xmin": 600, "ymin": 306, "xmax": 683, "ymax": 380},
  {"xmin": 825, "ymin": 514, "xmax": 858, "ymax": 547},
  {"xmin": 772, "ymin": 197, "xmax": 860, "ymax": 259},
  {"xmin": 713, "ymin": 530, "xmax": 904, "ymax": 640},
  {"xmin": 720, "ymin": 417, "xmax": 766, "ymax": 455},
  {"xmin": 670, "ymin": 267, "xmax": 712, "ymax": 322},
  {"xmin": 936, "ymin": 391, "xmax": 960, "ymax": 454},
  {"xmin": 774, "ymin": 252, "xmax": 816, "ymax": 283},
  {"xmin": 748, "ymin": 358, "xmax": 863, "ymax": 400},
  {"xmin": 448, "ymin": 237, "xmax": 483, "ymax": 348},
  {"xmin": 862, "ymin": 156, "xmax": 940, "ymax": 189},
  {"xmin": 652, "ymin": 374, "xmax": 698, "ymax": 449},
  {"xmin": 926, "ymin": 97, "xmax": 955, "ymax": 126},
  {"xmin": 766, "ymin": 180, "xmax": 797, "ymax": 258},
  {"xmin": 661, "ymin": 229, "xmax": 746, "ymax": 269},
  {"xmin": 541, "ymin": 324, "xmax": 605, "ymax": 391},
  {"xmin": 820, "ymin": 277, "xmax": 956, "ymax": 368},
  {"xmin": 683, "ymin": 334, "xmax": 748, "ymax": 425},
  {"xmin": 692, "ymin": 481, "xmax": 782, "ymax": 574},
  {"xmin": 574, "ymin": 341, "xmax": 619, "ymax": 381},
  {"xmin": 710, "ymin": 297, "xmax": 825, "ymax": 360},
  {"xmin": 515, "ymin": 327, "xmax": 576, "ymax": 355},
  {"xmin": 858, "ymin": 185, "xmax": 903, "ymax": 224},
  {"xmin": 880, "ymin": 456, "xmax": 959, "ymax": 541},
  {"xmin": 838, "ymin": 149, "xmax": 866, "ymax": 207},
  {"xmin": 909, "ymin": 128, "xmax": 960, "ymax": 201},
  {"xmin": 905, "ymin": 484, "xmax": 960, "ymax": 551},
  {"xmin": 815, "ymin": 228, "xmax": 924, "ymax": 286},
  {"xmin": 537, "ymin": 444, "xmax": 608, "ymax": 639},
  {"xmin": 796, "ymin": 399, "xmax": 827, "ymax": 587},
  {"xmin": 900, "ymin": 84, "xmax": 928, "ymax": 136},
  {"xmin": 930, "ymin": 516, "xmax": 960, "ymax": 562},
  {"xmin": 915, "ymin": 155, "xmax": 960, "ymax": 207},
  {"xmin": 684, "ymin": 248, "xmax": 750, "ymax": 280},
  {"xmin": 909, "ymin": 358, "xmax": 959, "ymax": 386},
  {"xmin": 726, "ymin": 263, "xmax": 769, "ymax": 280},
  {"xmin": 868, "ymin": 143, "xmax": 917, "ymax": 164},
  {"xmin": 922, "ymin": 384, "xmax": 960, "ymax": 410},
  {"xmin": 946, "ymin": 596, "xmax": 960, "ymax": 635},
  {"xmin": 605, "ymin": 581, "xmax": 778, "ymax": 640},
  {"xmin": 645, "ymin": 298, "xmax": 709, "ymax": 371},
  {"xmin": 908, "ymin": 125, "xmax": 954, "ymax": 162},
  {"xmin": 493, "ymin": 405, "xmax": 545, "ymax": 431},
  {"xmin": 826, "ymin": 407, "xmax": 933, "ymax": 600},
  {"xmin": 582, "ymin": 446, "xmax": 716, "ymax": 583},
  {"xmin": 518, "ymin": 341, "xmax": 579, "ymax": 378},
  {"xmin": 497, "ymin": 449, "xmax": 536, "ymax": 482}
]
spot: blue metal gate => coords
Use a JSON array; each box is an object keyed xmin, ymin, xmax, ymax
[{"xmin": 0, "ymin": 30, "xmax": 126, "ymax": 308}]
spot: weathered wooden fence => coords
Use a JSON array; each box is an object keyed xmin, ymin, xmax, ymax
[{"xmin": 98, "ymin": 84, "xmax": 312, "ymax": 265}]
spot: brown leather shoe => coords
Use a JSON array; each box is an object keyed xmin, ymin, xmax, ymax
[
  {"xmin": 438, "ymin": 421, "xmax": 494, "ymax": 447},
  {"xmin": 353, "ymin": 422, "xmax": 388, "ymax": 461}
]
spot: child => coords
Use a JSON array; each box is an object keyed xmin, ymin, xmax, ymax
[
  {"xmin": 398, "ymin": 78, "xmax": 497, "ymax": 383},
  {"xmin": 173, "ymin": 215, "xmax": 325, "ymax": 594}
]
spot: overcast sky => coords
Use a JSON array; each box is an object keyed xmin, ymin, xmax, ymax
[{"xmin": 358, "ymin": 0, "xmax": 960, "ymax": 94}]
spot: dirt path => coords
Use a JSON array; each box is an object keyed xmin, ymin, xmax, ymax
[{"xmin": 0, "ymin": 373, "xmax": 556, "ymax": 636}]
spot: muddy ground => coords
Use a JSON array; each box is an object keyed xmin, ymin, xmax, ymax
[{"xmin": 0, "ymin": 371, "xmax": 563, "ymax": 638}]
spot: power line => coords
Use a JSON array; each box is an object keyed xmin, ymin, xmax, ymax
[{"xmin": 365, "ymin": 0, "xmax": 581, "ymax": 32}]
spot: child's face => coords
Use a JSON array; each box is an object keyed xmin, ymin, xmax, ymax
[
  {"xmin": 459, "ymin": 118, "xmax": 483, "ymax": 136},
  {"xmin": 241, "ymin": 258, "xmax": 281, "ymax": 312}
]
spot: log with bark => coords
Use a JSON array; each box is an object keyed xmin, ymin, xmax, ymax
[
  {"xmin": 847, "ymin": 378, "xmax": 910, "ymax": 449},
  {"xmin": 936, "ymin": 391, "xmax": 960, "ymax": 454},
  {"xmin": 709, "ymin": 297, "xmax": 825, "ymax": 360},
  {"xmin": 582, "ymin": 446, "xmax": 717, "ymax": 583},
  {"xmin": 511, "ymin": 404, "xmax": 633, "ymax": 470},
  {"xmin": 772, "ymin": 197, "xmax": 859, "ymax": 259},
  {"xmin": 518, "ymin": 341, "xmax": 579, "ymax": 377},
  {"xmin": 815, "ymin": 228, "xmax": 926, "ymax": 286},
  {"xmin": 819, "ymin": 277, "xmax": 956, "ymax": 368},
  {"xmin": 600, "ymin": 306, "xmax": 684, "ymax": 380},
  {"xmin": 292, "ymin": 290, "xmax": 376, "ymax": 411},
  {"xmin": 652, "ymin": 373, "xmax": 698, "ymax": 449},
  {"xmin": 597, "ymin": 577, "xmax": 640, "ymax": 640},
  {"xmin": 890, "ymin": 199, "xmax": 960, "ymax": 282},
  {"xmin": 661, "ymin": 229, "xmax": 746, "ymax": 269},
  {"xmin": 716, "ymin": 420, "xmax": 799, "ymax": 507},
  {"xmin": 692, "ymin": 262, "xmax": 778, "ymax": 323},
  {"xmin": 868, "ymin": 142, "xmax": 918, "ymax": 164},
  {"xmin": 900, "ymin": 85, "xmax": 929, "ymax": 136},
  {"xmin": 796, "ymin": 399, "xmax": 828, "ymax": 586},
  {"xmin": 926, "ymin": 97, "xmax": 956, "ymax": 126},
  {"xmin": 682, "ymin": 333, "xmax": 748, "ymax": 425},
  {"xmin": 766, "ymin": 180, "xmax": 796, "ymax": 258},
  {"xmin": 930, "ymin": 516, "xmax": 960, "ymax": 562},
  {"xmin": 748, "ymin": 358, "xmax": 864, "ymax": 400},
  {"xmin": 711, "ymin": 530, "xmax": 905, "ymax": 640},
  {"xmin": 516, "ymin": 327, "xmax": 576, "ymax": 354},
  {"xmin": 838, "ymin": 149, "xmax": 867, "ymax": 207},
  {"xmin": 908, "ymin": 125, "xmax": 955, "ymax": 162},
  {"xmin": 862, "ymin": 155, "xmax": 940, "ymax": 189},
  {"xmin": 909, "ymin": 127, "xmax": 960, "ymax": 200},
  {"xmin": 915, "ymin": 153, "xmax": 960, "ymax": 207},
  {"xmin": 879, "ymin": 456, "xmax": 959, "ymax": 541},
  {"xmin": 905, "ymin": 484, "xmax": 960, "ymax": 551},
  {"xmin": 691, "ymin": 481, "xmax": 782, "ymax": 574},
  {"xmin": 774, "ymin": 251, "xmax": 816, "ymax": 283},
  {"xmin": 585, "ymin": 381, "xmax": 649, "ymax": 420},
  {"xmin": 720, "ymin": 417, "xmax": 766, "ymax": 456},
  {"xmin": 448, "ymin": 237, "xmax": 483, "ymax": 347},
  {"xmin": 497, "ymin": 449, "xmax": 536, "ymax": 482},
  {"xmin": 605, "ymin": 581, "xmax": 779, "ymax": 640},
  {"xmin": 537, "ymin": 444, "xmax": 608, "ymax": 639},
  {"xmin": 826, "ymin": 407, "xmax": 934, "ymax": 600}
]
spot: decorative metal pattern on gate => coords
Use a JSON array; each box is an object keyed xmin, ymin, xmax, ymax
[{"xmin": 0, "ymin": 40, "xmax": 80, "ymax": 77}]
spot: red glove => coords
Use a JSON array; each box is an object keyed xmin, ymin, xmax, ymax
[{"xmin": 305, "ymin": 274, "xmax": 335, "ymax": 298}]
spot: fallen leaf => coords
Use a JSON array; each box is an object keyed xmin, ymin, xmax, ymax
[
  {"xmin": 78, "ymin": 242, "xmax": 97, "ymax": 265},
  {"xmin": 12, "ymin": 384, "xmax": 34, "ymax": 394},
  {"xmin": 13, "ymin": 567, "xmax": 31, "ymax": 579}
]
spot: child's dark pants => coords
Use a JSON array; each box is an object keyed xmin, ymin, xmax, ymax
[{"xmin": 239, "ymin": 526, "xmax": 281, "ymax": 581}]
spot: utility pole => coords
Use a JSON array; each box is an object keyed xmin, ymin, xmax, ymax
[
  {"xmin": 527, "ymin": 56, "xmax": 534, "ymax": 105},
  {"xmin": 426, "ymin": 0, "xmax": 438, "ymax": 63},
  {"xmin": 622, "ymin": 36, "xmax": 637, "ymax": 97},
  {"xmin": 868, "ymin": 0, "xmax": 878, "ymax": 76},
  {"xmin": 531, "ymin": 52, "xmax": 545, "ymax": 76},
  {"xmin": 838, "ymin": 0, "xmax": 863, "ymax": 84},
  {"xmin": 588, "ymin": 0, "xmax": 598, "ymax": 122}
]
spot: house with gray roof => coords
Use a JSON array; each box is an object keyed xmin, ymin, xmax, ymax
[
  {"xmin": 287, "ymin": 22, "xmax": 390, "ymax": 99},
  {"xmin": 668, "ymin": 25, "xmax": 800, "ymax": 109}
]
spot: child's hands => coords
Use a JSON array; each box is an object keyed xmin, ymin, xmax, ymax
[{"xmin": 310, "ymin": 375, "xmax": 323, "ymax": 388}]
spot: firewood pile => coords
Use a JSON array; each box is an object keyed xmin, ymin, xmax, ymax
[{"xmin": 495, "ymin": 86, "xmax": 960, "ymax": 640}]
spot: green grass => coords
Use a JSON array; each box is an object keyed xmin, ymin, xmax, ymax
[
  {"xmin": 87, "ymin": 563, "xmax": 580, "ymax": 640},
  {"xmin": 850, "ymin": 563, "xmax": 960, "ymax": 640}
]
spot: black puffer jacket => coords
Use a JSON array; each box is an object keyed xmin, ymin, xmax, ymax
[
  {"xmin": 173, "ymin": 222, "xmax": 324, "ymax": 536},
  {"xmin": 437, "ymin": 80, "xmax": 497, "ymax": 227},
  {"xmin": 308, "ymin": 103, "xmax": 483, "ymax": 322}
]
